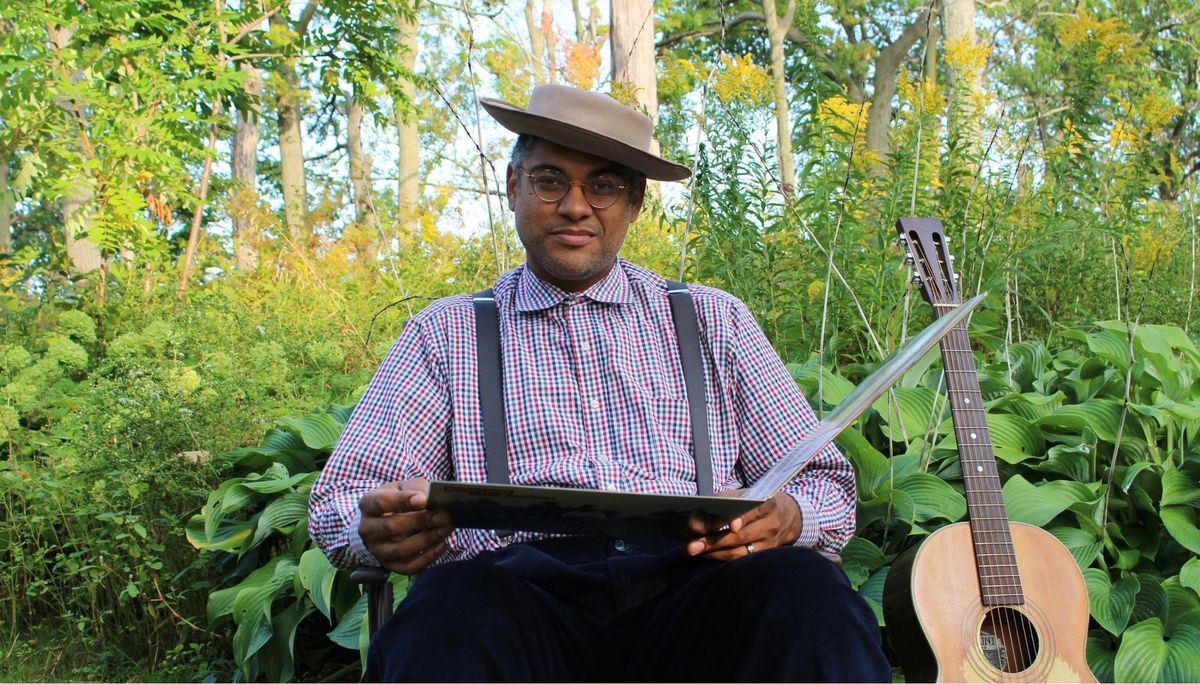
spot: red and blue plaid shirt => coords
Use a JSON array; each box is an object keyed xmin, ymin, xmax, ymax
[{"xmin": 309, "ymin": 259, "xmax": 856, "ymax": 568}]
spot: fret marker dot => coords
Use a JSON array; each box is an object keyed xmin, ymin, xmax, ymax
[
  {"xmin": 970, "ymin": 432, "xmax": 977, "ymax": 439},
  {"xmin": 965, "ymin": 398, "xmax": 971, "ymax": 405},
  {"xmin": 977, "ymin": 465, "xmax": 983, "ymax": 472}
]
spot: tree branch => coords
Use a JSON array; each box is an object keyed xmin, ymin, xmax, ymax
[{"xmin": 297, "ymin": 0, "xmax": 322, "ymax": 36}]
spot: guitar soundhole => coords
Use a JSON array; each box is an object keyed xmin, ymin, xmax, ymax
[{"xmin": 979, "ymin": 606, "xmax": 1040, "ymax": 673}]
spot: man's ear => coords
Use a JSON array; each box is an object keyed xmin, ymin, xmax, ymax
[
  {"xmin": 628, "ymin": 177, "xmax": 647, "ymax": 219},
  {"xmin": 505, "ymin": 164, "xmax": 518, "ymax": 211}
]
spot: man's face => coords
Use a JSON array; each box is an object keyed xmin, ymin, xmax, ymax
[{"xmin": 506, "ymin": 139, "xmax": 645, "ymax": 292}]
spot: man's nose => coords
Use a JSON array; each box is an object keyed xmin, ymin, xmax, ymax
[{"xmin": 556, "ymin": 182, "xmax": 593, "ymax": 221}]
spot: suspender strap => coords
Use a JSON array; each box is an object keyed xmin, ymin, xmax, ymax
[
  {"xmin": 666, "ymin": 281, "xmax": 714, "ymax": 497},
  {"xmin": 473, "ymin": 283, "xmax": 714, "ymax": 498},
  {"xmin": 472, "ymin": 289, "xmax": 510, "ymax": 485}
]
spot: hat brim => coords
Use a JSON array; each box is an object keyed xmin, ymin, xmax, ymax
[{"xmin": 481, "ymin": 98, "xmax": 692, "ymax": 182}]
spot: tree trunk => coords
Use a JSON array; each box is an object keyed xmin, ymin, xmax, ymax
[
  {"xmin": 0, "ymin": 162, "xmax": 11, "ymax": 254},
  {"xmin": 271, "ymin": 11, "xmax": 309, "ymax": 241},
  {"xmin": 942, "ymin": 0, "xmax": 981, "ymax": 153},
  {"xmin": 610, "ymin": 0, "xmax": 657, "ymax": 119},
  {"xmin": 63, "ymin": 177, "xmax": 102, "ymax": 273},
  {"xmin": 571, "ymin": 0, "xmax": 584, "ymax": 41},
  {"xmin": 233, "ymin": 61, "xmax": 261, "ymax": 271},
  {"xmin": 761, "ymin": 0, "xmax": 797, "ymax": 195},
  {"xmin": 526, "ymin": 0, "xmax": 547, "ymax": 83},
  {"xmin": 346, "ymin": 90, "xmax": 378, "ymax": 262},
  {"xmin": 395, "ymin": 9, "xmax": 420, "ymax": 229},
  {"xmin": 864, "ymin": 5, "xmax": 935, "ymax": 171},
  {"xmin": 49, "ymin": 24, "xmax": 102, "ymax": 273},
  {"xmin": 542, "ymin": 0, "xmax": 556, "ymax": 83}
]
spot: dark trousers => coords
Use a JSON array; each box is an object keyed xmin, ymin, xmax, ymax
[{"xmin": 367, "ymin": 538, "xmax": 890, "ymax": 682}]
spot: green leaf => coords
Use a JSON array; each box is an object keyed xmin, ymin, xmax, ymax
[
  {"xmin": 835, "ymin": 428, "xmax": 888, "ymax": 499},
  {"xmin": 1086, "ymin": 631, "xmax": 1117, "ymax": 684},
  {"xmin": 328, "ymin": 593, "xmax": 369, "ymax": 650},
  {"xmin": 1049, "ymin": 526, "xmax": 1103, "ymax": 569},
  {"xmin": 249, "ymin": 491, "xmax": 310, "ymax": 550},
  {"xmin": 894, "ymin": 472, "xmax": 966, "ymax": 523},
  {"xmin": 258, "ymin": 601, "xmax": 314, "ymax": 683},
  {"xmin": 1161, "ymin": 468, "xmax": 1200, "ymax": 508},
  {"xmin": 1113, "ymin": 619, "xmax": 1200, "ymax": 683},
  {"xmin": 1079, "ymin": 329, "xmax": 1131, "ymax": 369},
  {"xmin": 1181, "ymin": 558, "xmax": 1200, "ymax": 597},
  {"xmin": 1084, "ymin": 569, "xmax": 1139, "ymax": 636},
  {"xmin": 299, "ymin": 548, "xmax": 338, "ymax": 620},
  {"xmin": 1121, "ymin": 462, "xmax": 1157, "ymax": 493},
  {"xmin": 840, "ymin": 537, "xmax": 885, "ymax": 589},
  {"xmin": 1131, "ymin": 574, "xmax": 1170, "ymax": 626},
  {"xmin": 857, "ymin": 566, "xmax": 887, "ymax": 626},
  {"xmin": 1002, "ymin": 475, "xmax": 1100, "ymax": 527},
  {"xmin": 186, "ymin": 514, "xmax": 253, "ymax": 553},
  {"xmin": 1164, "ymin": 576, "xmax": 1200, "ymax": 632},
  {"xmin": 1161, "ymin": 506, "xmax": 1200, "ymax": 554},
  {"xmin": 872, "ymin": 386, "xmax": 940, "ymax": 443},
  {"xmin": 991, "ymin": 390, "xmax": 1065, "ymax": 420},
  {"xmin": 1037, "ymin": 399, "xmax": 1124, "ymax": 442},
  {"xmin": 276, "ymin": 412, "xmax": 346, "ymax": 452}
]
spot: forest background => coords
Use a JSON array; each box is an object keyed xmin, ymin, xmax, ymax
[{"xmin": 3, "ymin": 0, "xmax": 1200, "ymax": 681}]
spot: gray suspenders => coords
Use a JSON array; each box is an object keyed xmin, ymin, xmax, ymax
[{"xmin": 471, "ymin": 281, "xmax": 714, "ymax": 497}]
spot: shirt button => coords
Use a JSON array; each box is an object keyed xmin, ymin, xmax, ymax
[
  {"xmin": 613, "ymin": 539, "xmax": 628, "ymax": 553},
  {"xmin": 589, "ymin": 399, "xmax": 600, "ymax": 409}
]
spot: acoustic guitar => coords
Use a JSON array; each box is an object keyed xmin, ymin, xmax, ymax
[{"xmin": 881, "ymin": 217, "xmax": 1096, "ymax": 683}]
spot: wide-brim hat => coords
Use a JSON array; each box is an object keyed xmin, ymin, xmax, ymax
[{"xmin": 480, "ymin": 84, "xmax": 691, "ymax": 182}]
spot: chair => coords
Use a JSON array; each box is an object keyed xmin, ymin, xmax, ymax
[{"xmin": 351, "ymin": 566, "xmax": 395, "ymax": 635}]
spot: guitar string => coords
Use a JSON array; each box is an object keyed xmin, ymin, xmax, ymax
[
  {"xmin": 946, "ymin": 342, "xmax": 1034, "ymax": 672},
  {"xmin": 938, "ymin": 309, "xmax": 1037, "ymax": 671}
]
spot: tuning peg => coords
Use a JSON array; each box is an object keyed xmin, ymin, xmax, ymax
[
  {"xmin": 948, "ymin": 255, "xmax": 956, "ymax": 263},
  {"xmin": 894, "ymin": 236, "xmax": 908, "ymax": 248},
  {"xmin": 902, "ymin": 255, "xmax": 915, "ymax": 266},
  {"xmin": 910, "ymin": 274, "xmax": 923, "ymax": 286}
]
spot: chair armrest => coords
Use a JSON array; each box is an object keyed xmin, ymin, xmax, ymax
[{"xmin": 352, "ymin": 566, "xmax": 395, "ymax": 637}]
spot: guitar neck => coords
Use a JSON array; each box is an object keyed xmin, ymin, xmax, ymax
[{"xmin": 933, "ymin": 302, "xmax": 1025, "ymax": 606}]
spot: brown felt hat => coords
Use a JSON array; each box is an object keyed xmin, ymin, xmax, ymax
[{"xmin": 481, "ymin": 84, "xmax": 692, "ymax": 182}]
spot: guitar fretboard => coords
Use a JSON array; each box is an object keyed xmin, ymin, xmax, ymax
[{"xmin": 933, "ymin": 301, "xmax": 1025, "ymax": 607}]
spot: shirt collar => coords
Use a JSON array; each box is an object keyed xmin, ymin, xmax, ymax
[{"xmin": 514, "ymin": 260, "xmax": 634, "ymax": 312}]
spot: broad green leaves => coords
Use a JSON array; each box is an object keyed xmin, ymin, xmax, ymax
[
  {"xmin": 190, "ymin": 406, "xmax": 379, "ymax": 682},
  {"xmin": 833, "ymin": 320, "xmax": 1200, "ymax": 682}
]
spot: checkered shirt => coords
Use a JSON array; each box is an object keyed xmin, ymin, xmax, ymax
[{"xmin": 309, "ymin": 259, "xmax": 856, "ymax": 568}]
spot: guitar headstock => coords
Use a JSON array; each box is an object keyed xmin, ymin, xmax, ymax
[{"xmin": 895, "ymin": 216, "xmax": 961, "ymax": 310}]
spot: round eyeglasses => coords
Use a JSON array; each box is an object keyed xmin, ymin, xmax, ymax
[{"xmin": 521, "ymin": 170, "xmax": 629, "ymax": 209}]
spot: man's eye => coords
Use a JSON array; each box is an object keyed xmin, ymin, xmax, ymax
[
  {"xmin": 533, "ymin": 175, "xmax": 567, "ymax": 190},
  {"xmin": 588, "ymin": 180, "xmax": 619, "ymax": 196}
]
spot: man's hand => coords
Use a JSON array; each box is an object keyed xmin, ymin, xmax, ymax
[
  {"xmin": 358, "ymin": 478, "xmax": 454, "ymax": 575},
  {"xmin": 685, "ymin": 490, "xmax": 802, "ymax": 560}
]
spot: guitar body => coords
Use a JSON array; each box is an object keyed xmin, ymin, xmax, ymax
[{"xmin": 884, "ymin": 521, "xmax": 1096, "ymax": 683}]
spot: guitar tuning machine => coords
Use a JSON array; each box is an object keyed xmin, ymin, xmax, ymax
[
  {"xmin": 910, "ymin": 274, "xmax": 923, "ymax": 286},
  {"xmin": 894, "ymin": 236, "xmax": 908, "ymax": 249},
  {"xmin": 902, "ymin": 255, "xmax": 915, "ymax": 266}
]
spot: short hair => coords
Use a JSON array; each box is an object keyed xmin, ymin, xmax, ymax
[{"xmin": 509, "ymin": 134, "xmax": 646, "ymax": 203}]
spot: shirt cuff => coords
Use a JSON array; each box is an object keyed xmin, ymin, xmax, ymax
[
  {"xmin": 348, "ymin": 508, "xmax": 382, "ymax": 567},
  {"xmin": 787, "ymin": 491, "xmax": 821, "ymax": 548}
]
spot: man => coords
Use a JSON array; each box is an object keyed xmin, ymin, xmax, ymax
[{"xmin": 309, "ymin": 84, "xmax": 889, "ymax": 681}]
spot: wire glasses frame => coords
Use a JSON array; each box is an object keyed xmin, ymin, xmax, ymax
[{"xmin": 519, "ymin": 169, "xmax": 629, "ymax": 209}]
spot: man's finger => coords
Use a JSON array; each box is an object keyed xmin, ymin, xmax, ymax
[
  {"xmin": 371, "ymin": 526, "xmax": 450, "ymax": 564},
  {"xmin": 359, "ymin": 479, "xmax": 431, "ymax": 516}
]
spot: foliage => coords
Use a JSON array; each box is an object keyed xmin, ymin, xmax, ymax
[
  {"xmin": 799, "ymin": 318, "xmax": 1200, "ymax": 682},
  {"xmin": 184, "ymin": 405, "xmax": 407, "ymax": 682}
]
